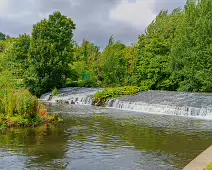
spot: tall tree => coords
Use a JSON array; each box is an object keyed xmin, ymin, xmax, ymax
[
  {"xmin": 136, "ymin": 9, "xmax": 182, "ymax": 90},
  {"xmin": 98, "ymin": 41, "xmax": 126, "ymax": 87},
  {"xmin": 25, "ymin": 11, "xmax": 76, "ymax": 96},
  {"xmin": 7, "ymin": 34, "xmax": 30, "ymax": 78},
  {"xmin": 71, "ymin": 40, "xmax": 100, "ymax": 86},
  {"xmin": 171, "ymin": 0, "xmax": 212, "ymax": 92}
]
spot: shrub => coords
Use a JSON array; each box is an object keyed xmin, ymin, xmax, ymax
[
  {"xmin": 0, "ymin": 88, "xmax": 61, "ymax": 128},
  {"xmin": 15, "ymin": 89, "xmax": 38, "ymax": 117},
  {"xmin": 52, "ymin": 88, "xmax": 60, "ymax": 96},
  {"xmin": 93, "ymin": 86, "xmax": 143, "ymax": 105}
]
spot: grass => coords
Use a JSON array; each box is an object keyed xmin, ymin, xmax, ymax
[{"xmin": 0, "ymin": 88, "xmax": 62, "ymax": 130}]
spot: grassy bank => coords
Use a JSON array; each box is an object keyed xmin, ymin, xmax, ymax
[
  {"xmin": 0, "ymin": 88, "xmax": 61, "ymax": 130},
  {"xmin": 92, "ymin": 86, "xmax": 144, "ymax": 106}
]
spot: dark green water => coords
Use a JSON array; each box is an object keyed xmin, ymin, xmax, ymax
[{"xmin": 0, "ymin": 104, "xmax": 212, "ymax": 170}]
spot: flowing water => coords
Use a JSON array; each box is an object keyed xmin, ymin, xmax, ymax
[
  {"xmin": 1, "ymin": 88, "xmax": 212, "ymax": 169},
  {"xmin": 106, "ymin": 91, "xmax": 212, "ymax": 118},
  {"xmin": 40, "ymin": 87, "xmax": 103, "ymax": 105}
]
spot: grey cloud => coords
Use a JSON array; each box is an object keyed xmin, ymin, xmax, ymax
[
  {"xmin": 74, "ymin": 20, "xmax": 141, "ymax": 48},
  {"xmin": 0, "ymin": 0, "xmax": 187, "ymax": 48},
  {"xmin": 153, "ymin": 0, "xmax": 187, "ymax": 14}
]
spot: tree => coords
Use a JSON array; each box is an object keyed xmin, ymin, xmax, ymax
[
  {"xmin": 98, "ymin": 40, "xmax": 126, "ymax": 87},
  {"xmin": 0, "ymin": 32, "xmax": 6, "ymax": 41},
  {"xmin": 108, "ymin": 35, "xmax": 115, "ymax": 46},
  {"xmin": 135, "ymin": 9, "xmax": 182, "ymax": 90},
  {"xmin": 171, "ymin": 0, "xmax": 212, "ymax": 92},
  {"xmin": 6, "ymin": 34, "xmax": 30, "ymax": 78},
  {"xmin": 71, "ymin": 40, "xmax": 100, "ymax": 86},
  {"xmin": 25, "ymin": 11, "xmax": 76, "ymax": 96}
]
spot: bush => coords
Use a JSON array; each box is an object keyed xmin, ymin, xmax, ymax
[
  {"xmin": 0, "ymin": 88, "xmax": 61, "ymax": 128},
  {"xmin": 93, "ymin": 86, "xmax": 143, "ymax": 105},
  {"xmin": 0, "ymin": 89, "xmax": 37, "ymax": 117},
  {"xmin": 52, "ymin": 88, "xmax": 60, "ymax": 96}
]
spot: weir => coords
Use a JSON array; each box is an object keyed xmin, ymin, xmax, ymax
[
  {"xmin": 40, "ymin": 87, "xmax": 103, "ymax": 105},
  {"xmin": 40, "ymin": 88, "xmax": 212, "ymax": 119},
  {"xmin": 106, "ymin": 91, "xmax": 212, "ymax": 118}
]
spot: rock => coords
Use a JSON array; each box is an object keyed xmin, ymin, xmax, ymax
[
  {"xmin": 94, "ymin": 98, "xmax": 104, "ymax": 106},
  {"xmin": 64, "ymin": 101, "xmax": 69, "ymax": 104},
  {"xmin": 70, "ymin": 100, "xmax": 75, "ymax": 104},
  {"xmin": 58, "ymin": 100, "xmax": 63, "ymax": 104}
]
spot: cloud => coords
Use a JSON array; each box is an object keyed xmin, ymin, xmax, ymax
[
  {"xmin": 0, "ymin": 0, "xmax": 8, "ymax": 15},
  {"xmin": 0, "ymin": 0, "xmax": 187, "ymax": 48},
  {"xmin": 109, "ymin": 0, "xmax": 156, "ymax": 29},
  {"xmin": 153, "ymin": 0, "xmax": 187, "ymax": 14}
]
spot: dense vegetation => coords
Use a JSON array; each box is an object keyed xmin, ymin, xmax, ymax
[
  {"xmin": 0, "ymin": 0, "xmax": 211, "ymax": 126},
  {"xmin": 0, "ymin": 12, "xmax": 72, "ymax": 128},
  {"xmin": 71, "ymin": 0, "xmax": 211, "ymax": 92}
]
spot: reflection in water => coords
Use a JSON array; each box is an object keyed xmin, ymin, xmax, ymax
[{"xmin": 0, "ymin": 106, "xmax": 212, "ymax": 169}]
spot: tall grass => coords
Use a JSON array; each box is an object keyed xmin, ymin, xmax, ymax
[
  {"xmin": 0, "ymin": 72, "xmax": 60, "ymax": 128},
  {"xmin": 0, "ymin": 88, "xmax": 59, "ymax": 128}
]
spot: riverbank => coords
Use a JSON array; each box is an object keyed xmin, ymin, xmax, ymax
[
  {"xmin": 0, "ymin": 88, "xmax": 61, "ymax": 130},
  {"xmin": 183, "ymin": 145, "xmax": 212, "ymax": 170}
]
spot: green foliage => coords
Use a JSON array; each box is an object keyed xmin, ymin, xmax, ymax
[
  {"xmin": 93, "ymin": 86, "xmax": 143, "ymax": 104},
  {"xmin": 52, "ymin": 88, "xmax": 60, "ymax": 96},
  {"xmin": 0, "ymin": 0, "xmax": 211, "ymax": 114},
  {"xmin": 0, "ymin": 88, "xmax": 61, "ymax": 128},
  {"xmin": 25, "ymin": 11, "xmax": 76, "ymax": 96},
  {"xmin": 70, "ymin": 40, "xmax": 100, "ymax": 87},
  {"xmin": 97, "ymin": 40, "xmax": 127, "ymax": 87},
  {"xmin": 0, "ymin": 88, "xmax": 37, "ymax": 126},
  {"xmin": 170, "ymin": 0, "xmax": 212, "ymax": 92},
  {"xmin": 6, "ymin": 34, "xmax": 30, "ymax": 79},
  {"xmin": 85, "ymin": 0, "xmax": 211, "ymax": 93},
  {"xmin": 0, "ymin": 89, "xmax": 36, "ymax": 116},
  {"xmin": 0, "ymin": 32, "xmax": 6, "ymax": 41}
]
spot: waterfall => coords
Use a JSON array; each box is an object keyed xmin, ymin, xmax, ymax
[
  {"xmin": 106, "ymin": 91, "xmax": 212, "ymax": 118},
  {"xmin": 39, "ymin": 87, "xmax": 103, "ymax": 105},
  {"xmin": 40, "ymin": 92, "xmax": 52, "ymax": 101}
]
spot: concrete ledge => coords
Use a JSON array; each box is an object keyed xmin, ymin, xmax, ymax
[{"xmin": 183, "ymin": 145, "xmax": 212, "ymax": 170}]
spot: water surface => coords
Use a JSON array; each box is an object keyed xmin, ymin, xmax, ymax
[{"xmin": 1, "ymin": 104, "xmax": 212, "ymax": 169}]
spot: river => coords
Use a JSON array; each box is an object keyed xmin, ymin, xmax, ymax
[{"xmin": 1, "ymin": 88, "xmax": 212, "ymax": 169}]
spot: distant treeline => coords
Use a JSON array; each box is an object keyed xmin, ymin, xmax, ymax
[{"xmin": 0, "ymin": 0, "xmax": 211, "ymax": 98}]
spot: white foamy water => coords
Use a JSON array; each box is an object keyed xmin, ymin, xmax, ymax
[
  {"xmin": 106, "ymin": 99, "xmax": 212, "ymax": 119},
  {"xmin": 106, "ymin": 91, "xmax": 212, "ymax": 119},
  {"xmin": 39, "ymin": 87, "xmax": 103, "ymax": 105},
  {"xmin": 40, "ymin": 88, "xmax": 212, "ymax": 119}
]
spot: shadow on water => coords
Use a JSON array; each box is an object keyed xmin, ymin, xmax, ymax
[{"xmin": 0, "ymin": 104, "xmax": 212, "ymax": 169}]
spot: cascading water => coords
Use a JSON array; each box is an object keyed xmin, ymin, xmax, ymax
[
  {"xmin": 40, "ymin": 88, "xmax": 212, "ymax": 118},
  {"xmin": 39, "ymin": 87, "xmax": 103, "ymax": 105},
  {"xmin": 106, "ymin": 91, "xmax": 212, "ymax": 118}
]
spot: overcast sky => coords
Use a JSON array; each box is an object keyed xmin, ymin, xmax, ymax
[{"xmin": 0, "ymin": 0, "xmax": 187, "ymax": 48}]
